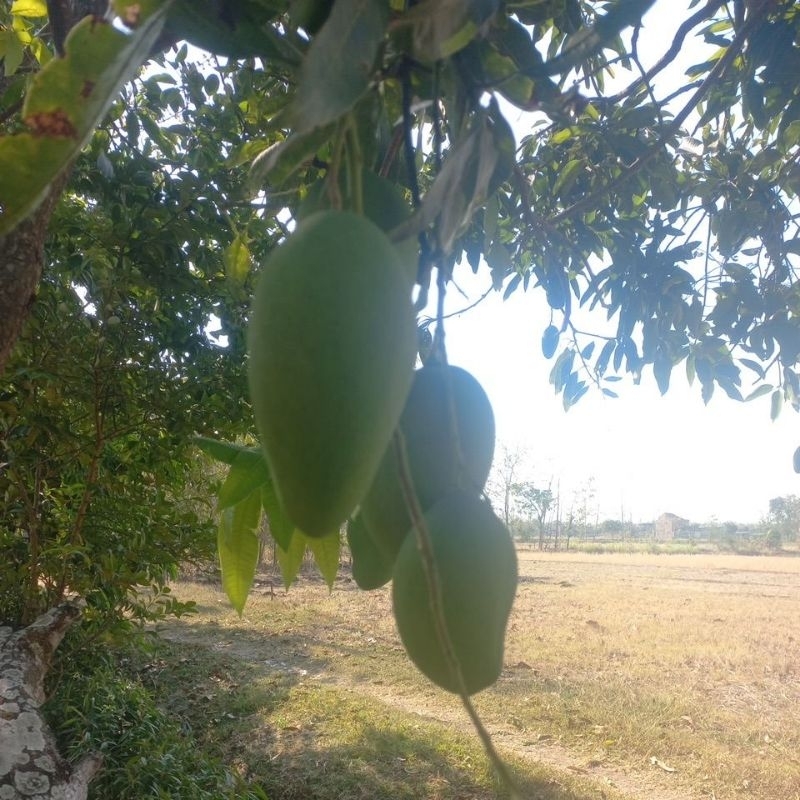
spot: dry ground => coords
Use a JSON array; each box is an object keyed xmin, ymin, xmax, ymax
[{"xmin": 154, "ymin": 551, "xmax": 800, "ymax": 800}]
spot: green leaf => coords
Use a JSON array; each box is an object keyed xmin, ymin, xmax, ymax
[
  {"xmin": 194, "ymin": 436, "xmax": 258, "ymax": 465},
  {"xmin": 770, "ymin": 389, "xmax": 783, "ymax": 421},
  {"xmin": 402, "ymin": 0, "xmax": 500, "ymax": 62},
  {"xmin": 249, "ymin": 124, "xmax": 334, "ymax": 191},
  {"xmin": 744, "ymin": 384, "xmax": 773, "ymax": 402},
  {"xmin": 218, "ymin": 488, "xmax": 262, "ymax": 615},
  {"xmin": 0, "ymin": 1, "xmax": 170, "ymax": 235},
  {"xmin": 275, "ymin": 529, "xmax": 307, "ymax": 589},
  {"xmin": 413, "ymin": 109, "xmax": 514, "ymax": 254},
  {"xmin": 223, "ymin": 233, "xmax": 251, "ymax": 287},
  {"xmin": 306, "ymin": 529, "xmax": 340, "ymax": 589},
  {"xmin": 11, "ymin": 0, "xmax": 47, "ymax": 17},
  {"xmin": 261, "ymin": 481, "xmax": 295, "ymax": 552},
  {"xmin": 290, "ymin": 0, "xmax": 388, "ymax": 133},
  {"xmin": 553, "ymin": 158, "xmax": 583, "ymax": 198},
  {"xmin": 218, "ymin": 449, "xmax": 271, "ymax": 510},
  {"xmin": 0, "ymin": 29, "xmax": 25, "ymax": 76}
]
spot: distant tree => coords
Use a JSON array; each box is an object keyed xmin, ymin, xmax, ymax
[
  {"xmin": 768, "ymin": 496, "xmax": 800, "ymax": 541},
  {"xmin": 511, "ymin": 481, "xmax": 555, "ymax": 549}
]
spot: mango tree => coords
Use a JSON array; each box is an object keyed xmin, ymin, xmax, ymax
[{"xmin": 2, "ymin": 0, "xmax": 800, "ymax": 797}]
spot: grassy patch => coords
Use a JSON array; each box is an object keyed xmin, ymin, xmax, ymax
[
  {"xmin": 158, "ymin": 553, "xmax": 800, "ymax": 800},
  {"xmin": 45, "ymin": 640, "xmax": 267, "ymax": 799},
  {"xmin": 130, "ymin": 635, "xmax": 627, "ymax": 800}
]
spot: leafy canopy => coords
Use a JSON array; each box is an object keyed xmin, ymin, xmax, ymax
[{"xmin": 3, "ymin": 0, "xmax": 800, "ymax": 614}]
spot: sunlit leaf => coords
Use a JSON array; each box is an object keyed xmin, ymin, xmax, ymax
[
  {"xmin": 306, "ymin": 529, "xmax": 340, "ymax": 589},
  {"xmin": 0, "ymin": 1, "xmax": 170, "ymax": 234},
  {"xmin": 261, "ymin": 481, "xmax": 295, "ymax": 552},
  {"xmin": 194, "ymin": 436, "xmax": 259, "ymax": 465},
  {"xmin": 218, "ymin": 449, "xmax": 271, "ymax": 510},
  {"xmin": 224, "ymin": 233, "xmax": 251, "ymax": 287},
  {"xmin": 218, "ymin": 488, "xmax": 262, "ymax": 615},
  {"xmin": 275, "ymin": 529, "xmax": 307, "ymax": 589},
  {"xmin": 10, "ymin": 0, "xmax": 47, "ymax": 17},
  {"xmin": 402, "ymin": 0, "xmax": 500, "ymax": 61}
]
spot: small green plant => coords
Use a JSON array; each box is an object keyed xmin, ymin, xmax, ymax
[{"xmin": 45, "ymin": 639, "xmax": 267, "ymax": 800}]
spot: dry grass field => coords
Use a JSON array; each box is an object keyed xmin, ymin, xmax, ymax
[{"xmin": 149, "ymin": 552, "xmax": 800, "ymax": 800}]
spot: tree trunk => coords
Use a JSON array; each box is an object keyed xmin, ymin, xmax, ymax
[
  {"xmin": 0, "ymin": 171, "xmax": 71, "ymax": 375},
  {"xmin": 0, "ymin": 602, "xmax": 102, "ymax": 799}
]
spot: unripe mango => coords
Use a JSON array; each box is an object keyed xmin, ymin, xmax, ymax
[
  {"xmin": 361, "ymin": 364, "xmax": 495, "ymax": 561},
  {"xmin": 392, "ymin": 492, "xmax": 517, "ymax": 695},
  {"xmin": 298, "ymin": 170, "xmax": 418, "ymax": 285},
  {"xmin": 346, "ymin": 513, "xmax": 393, "ymax": 590},
  {"xmin": 247, "ymin": 210, "xmax": 417, "ymax": 537}
]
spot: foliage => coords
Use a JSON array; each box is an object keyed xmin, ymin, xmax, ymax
[
  {"xmin": 3, "ymin": 0, "xmax": 800, "ymax": 790},
  {"xmin": 767, "ymin": 494, "xmax": 800, "ymax": 541},
  {"xmin": 0, "ymin": 48, "xmax": 273, "ymax": 627},
  {"xmin": 45, "ymin": 639, "xmax": 267, "ymax": 800},
  {"xmin": 509, "ymin": 482, "xmax": 554, "ymax": 542}
]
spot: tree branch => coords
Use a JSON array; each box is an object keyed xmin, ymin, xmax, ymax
[{"xmin": 0, "ymin": 602, "xmax": 103, "ymax": 799}]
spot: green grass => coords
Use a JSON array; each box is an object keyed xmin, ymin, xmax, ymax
[
  {"xmin": 45, "ymin": 639, "xmax": 268, "ymax": 800},
  {"xmin": 125, "ymin": 635, "xmax": 627, "ymax": 800}
]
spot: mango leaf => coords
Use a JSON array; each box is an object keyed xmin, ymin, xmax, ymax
[
  {"xmin": 194, "ymin": 436, "xmax": 259, "ymax": 465},
  {"xmin": 248, "ymin": 123, "xmax": 334, "ymax": 192},
  {"xmin": 770, "ymin": 389, "xmax": 783, "ymax": 421},
  {"xmin": 261, "ymin": 480, "xmax": 295, "ymax": 552},
  {"xmin": 11, "ymin": 0, "xmax": 48, "ymax": 17},
  {"xmin": 164, "ymin": 0, "xmax": 300, "ymax": 63},
  {"xmin": 0, "ymin": 28, "xmax": 25, "ymax": 76},
  {"xmin": 275, "ymin": 529, "xmax": 307, "ymax": 589},
  {"xmin": 414, "ymin": 108, "xmax": 514, "ymax": 254},
  {"xmin": 306, "ymin": 530, "xmax": 340, "ymax": 589},
  {"xmin": 224, "ymin": 232, "xmax": 251, "ymax": 287},
  {"xmin": 218, "ymin": 449, "xmax": 271, "ymax": 510},
  {"xmin": 290, "ymin": 0, "xmax": 388, "ymax": 134},
  {"xmin": 401, "ymin": 0, "xmax": 499, "ymax": 62},
  {"xmin": 274, "ymin": 529, "xmax": 340, "ymax": 589},
  {"xmin": 0, "ymin": 1, "xmax": 170, "ymax": 235},
  {"xmin": 218, "ymin": 488, "xmax": 262, "ymax": 615},
  {"xmin": 541, "ymin": 325, "xmax": 559, "ymax": 359}
]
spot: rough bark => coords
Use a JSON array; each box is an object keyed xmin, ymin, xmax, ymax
[
  {"xmin": 0, "ymin": 170, "xmax": 72, "ymax": 376},
  {"xmin": 0, "ymin": 602, "xmax": 102, "ymax": 800}
]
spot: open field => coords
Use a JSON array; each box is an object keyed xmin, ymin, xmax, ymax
[{"xmin": 147, "ymin": 552, "xmax": 800, "ymax": 799}]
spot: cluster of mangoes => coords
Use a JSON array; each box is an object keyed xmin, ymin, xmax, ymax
[{"xmin": 247, "ymin": 194, "xmax": 517, "ymax": 695}]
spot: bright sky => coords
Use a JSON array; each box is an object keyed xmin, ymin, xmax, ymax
[
  {"xmin": 432, "ymin": 1, "xmax": 800, "ymax": 525},
  {"xmin": 440, "ymin": 267, "xmax": 799, "ymax": 525}
]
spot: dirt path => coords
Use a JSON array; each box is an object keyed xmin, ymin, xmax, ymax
[{"xmin": 159, "ymin": 611, "xmax": 702, "ymax": 800}]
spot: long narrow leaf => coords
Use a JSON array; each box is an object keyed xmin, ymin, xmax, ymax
[{"xmin": 218, "ymin": 488, "xmax": 262, "ymax": 615}]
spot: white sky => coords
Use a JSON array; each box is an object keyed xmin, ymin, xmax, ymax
[
  {"xmin": 440, "ymin": 265, "xmax": 799, "ymax": 525},
  {"xmin": 432, "ymin": 1, "xmax": 800, "ymax": 525}
]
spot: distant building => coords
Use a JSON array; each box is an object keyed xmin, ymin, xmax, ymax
[{"xmin": 654, "ymin": 512, "xmax": 690, "ymax": 541}]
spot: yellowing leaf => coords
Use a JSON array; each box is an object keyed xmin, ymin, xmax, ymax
[
  {"xmin": 0, "ymin": 1, "xmax": 170, "ymax": 235},
  {"xmin": 223, "ymin": 233, "xmax": 251, "ymax": 287},
  {"xmin": 11, "ymin": 0, "xmax": 48, "ymax": 18}
]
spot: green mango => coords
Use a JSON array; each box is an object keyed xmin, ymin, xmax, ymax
[
  {"xmin": 297, "ymin": 171, "xmax": 418, "ymax": 285},
  {"xmin": 247, "ymin": 210, "xmax": 417, "ymax": 537},
  {"xmin": 392, "ymin": 492, "xmax": 518, "ymax": 695},
  {"xmin": 346, "ymin": 514, "xmax": 393, "ymax": 590},
  {"xmin": 361, "ymin": 364, "xmax": 495, "ymax": 562}
]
